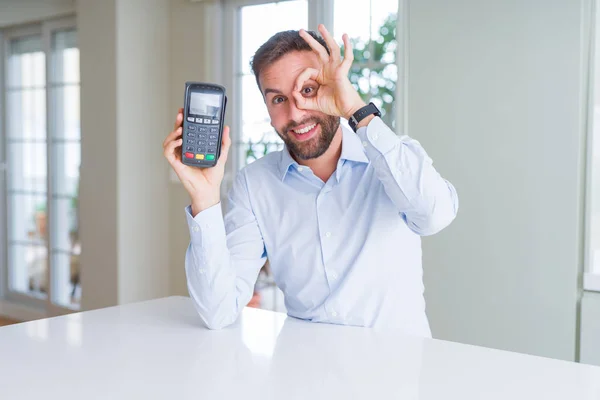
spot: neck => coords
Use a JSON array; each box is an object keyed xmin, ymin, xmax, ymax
[{"xmin": 296, "ymin": 125, "xmax": 343, "ymax": 183}]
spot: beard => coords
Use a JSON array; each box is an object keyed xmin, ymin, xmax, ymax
[{"xmin": 276, "ymin": 114, "xmax": 340, "ymax": 160}]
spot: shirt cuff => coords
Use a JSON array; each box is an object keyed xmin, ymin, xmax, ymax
[
  {"xmin": 184, "ymin": 203, "xmax": 226, "ymax": 247},
  {"xmin": 356, "ymin": 116, "xmax": 400, "ymax": 156}
]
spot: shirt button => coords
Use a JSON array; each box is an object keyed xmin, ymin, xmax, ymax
[
  {"xmin": 199, "ymin": 268, "xmax": 206, "ymax": 275},
  {"xmin": 372, "ymin": 134, "xmax": 378, "ymax": 140},
  {"xmin": 362, "ymin": 141, "xmax": 368, "ymax": 148},
  {"xmin": 298, "ymin": 166, "xmax": 304, "ymax": 172},
  {"xmin": 192, "ymin": 226, "xmax": 200, "ymax": 233},
  {"xmin": 331, "ymin": 272, "xmax": 338, "ymax": 279},
  {"xmin": 325, "ymin": 232, "xmax": 332, "ymax": 238},
  {"xmin": 331, "ymin": 311, "xmax": 338, "ymax": 317}
]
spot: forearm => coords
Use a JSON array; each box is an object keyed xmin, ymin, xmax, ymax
[
  {"xmin": 185, "ymin": 245, "xmax": 254, "ymax": 330},
  {"xmin": 358, "ymin": 117, "xmax": 459, "ymax": 235},
  {"xmin": 185, "ymin": 203, "xmax": 265, "ymax": 329},
  {"xmin": 190, "ymin": 193, "xmax": 220, "ymax": 217}
]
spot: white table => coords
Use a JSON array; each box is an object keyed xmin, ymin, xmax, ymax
[{"xmin": 1, "ymin": 296, "xmax": 599, "ymax": 399}]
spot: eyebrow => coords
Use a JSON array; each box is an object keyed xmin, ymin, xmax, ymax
[{"xmin": 263, "ymin": 88, "xmax": 283, "ymax": 96}]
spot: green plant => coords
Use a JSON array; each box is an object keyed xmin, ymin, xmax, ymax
[
  {"xmin": 245, "ymin": 136, "xmax": 284, "ymax": 165},
  {"xmin": 346, "ymin": 13, "xmax": 398, "ymax": 127},
  {"xmin": 71, "ymin": 181, "xmax": 78, "ymax": 210},
  {"xmin": 246, "ymin": 137, "xmax": 271, "ymax": 163}
]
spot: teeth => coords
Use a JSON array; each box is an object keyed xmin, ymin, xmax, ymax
[{"xmin": 294, "ymin": 123, "xmax": 316, "ymax": 134}]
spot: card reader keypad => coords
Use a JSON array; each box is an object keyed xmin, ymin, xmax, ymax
[{"xmin": 184, "ymin": 119, "xmax": 219, "ymax": 162}]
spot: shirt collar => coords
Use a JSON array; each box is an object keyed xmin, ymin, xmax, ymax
[
  {"xmin": 277, "ymin": 123, "xmax": 369, "ymax": 181},
  {"xmin": 278, "ymin": 145, "xmax": 298, "ymax": 181},
  {"xmin": 339, "ymin": 123, "xmax": 369, "ymax": 164}
]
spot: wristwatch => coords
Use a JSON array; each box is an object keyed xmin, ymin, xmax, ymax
[{"xmin": 348, "ymin": 102, "xmax": 381, "ymax": 132}]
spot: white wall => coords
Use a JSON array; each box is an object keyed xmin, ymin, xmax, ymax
[
  {"xmin": 410, "ymin": 0, "xmax": 586, "ymax": 361},
  {"xmin": 78, "ymin": 0, "xmax": 171, "ymax": 309},
  {"xmin": 168, "ymin": 0, "xmax": 207, "ymax": 297},
  {"xmin": 78, "ymin": 0, "xmax": 119, "ymax": 310},
  {"xmin": 168, "ymin": 0, "xmax": 222, "ymax": 297},
  {"xmin": 588, "ymin": 0, "xmax": 600, "ymax": 284},
  {"xmin": 0, "ymin": 0, "xmax": 74, "ymax": 28},
  {"xmin": 581, "ymin": 291, "xmax": 600, "ymax": 366},
  {"xmin": 116, "ymin": 0, "xmax": 171, "ymax": 304}
]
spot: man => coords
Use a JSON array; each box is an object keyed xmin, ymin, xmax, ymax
[{"xmin": 163, "ymin": 25, "xmax": 458, "ymax": 336}]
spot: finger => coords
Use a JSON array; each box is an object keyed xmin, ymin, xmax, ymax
[
  {"xmin": 318, "ymin": 24, "xmax": 340, "ymax": 62},
  {"xmin": 173, "ymin": 109, "xmax": 183, "ymax": 131},
  {"xmin": 299, "ymin": 29, "xmax": 329, "ymax": 63},
  {"xmin": 168, "ymin": 156, "xmax": 188, "ymax": 187},
  {"xmin": 292, "ymin": 90, "xmax": 319, "ymax": 112},
  {"xmin": 293, "ymin": 68, "xmax": 321, "ymax": 112},
  {"xmin": 341, "ymin": 33, "xmax": 354, "ymax": 72},
  {"xmin": 162, "ymin": 126, "xmax": 182, "ymax": 149},
  {"xmin": 294, "ymin": 67, "xmax": 320, "ymax": 92},
  {"xmin": 163, "ymin": 137, "xmax": 183, "ymax": 161},
  {"xmin": 163, "ymin": 137, "xmax": 183, "ymax": 164},
  {"xmin": 216, "ymin": 126, "xmax": 232, "ymax": 167}
]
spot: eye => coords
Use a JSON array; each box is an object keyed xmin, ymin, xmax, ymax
[
  {"xmin": 272, "ymin": 96, "xmax": 285, "ymax": 105},
  {"xmin": 301, "ymin": 86, "xmax": 315, "ymax": 96}
]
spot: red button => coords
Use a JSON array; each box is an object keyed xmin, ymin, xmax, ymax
[{"xmin": 185, "ymin": 152, "xmax": 194, "ymax": 159}]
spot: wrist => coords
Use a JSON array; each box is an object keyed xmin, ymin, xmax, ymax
[
  {"xmin": 346, "ymin": 101, "xmax": 381, "ymax": 132},
  {"xmin": 355, "ymin": 114, "xmax": 376, "ymax": 130},
  {"xmin": 344, "ymin": 100, "xmax": 367, "ymax": 120},
  {"xmin": 191, "ymin": 196, "xmax": 220, "ymax": 216}
]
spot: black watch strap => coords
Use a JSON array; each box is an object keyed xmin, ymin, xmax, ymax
[{"xmin": 348, "ymin": 102, "xmax": 381, "ymax": 132}]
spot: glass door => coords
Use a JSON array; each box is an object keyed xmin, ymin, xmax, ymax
[
  {"xmin": 3, "ymin": 18, "xmax": 81, "ymax": 314},
  {"xmin": 5, "ymin": 32, "xmax": 48, "ymax": 302}
]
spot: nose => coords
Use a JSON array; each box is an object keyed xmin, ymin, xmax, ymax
[{"xmin": 287, "ymin": 99, "xmax": 307, "ymax": 128}]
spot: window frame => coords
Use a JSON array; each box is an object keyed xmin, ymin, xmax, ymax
[
  {"xmin": 221, "ymin": 0, "xmax": 406, "ymax": 186},
  {"xmin": 1, "ymin": 16, "xmax": 80, "ymax": 316},
  {"xmin": 223, "ymin": 0, "xmax": 329, "ymax": 176},
  {"xmin": 0, "ymin": 28, "xmax": 4, "ymax": 302},
  {"xmin": 218, "ymin": 0, "xmax": 406, "ymax": 312}
]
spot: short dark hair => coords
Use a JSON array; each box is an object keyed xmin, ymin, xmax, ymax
[{"xmin": 250, "ymin": 30, "xmax": 330, "ymax": 92}]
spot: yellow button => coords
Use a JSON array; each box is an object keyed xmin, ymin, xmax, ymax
[{"xmin": 195, "ymin": 154, "xmax": 205, "ymax": 160}]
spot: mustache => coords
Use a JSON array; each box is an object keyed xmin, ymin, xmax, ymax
[{"xmin": 284, "ymin": 117, "xmax": 320, "ymax": 133}]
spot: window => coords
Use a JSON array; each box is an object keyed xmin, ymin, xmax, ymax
[
  {"xmin": 234, "ymin": 0, "xmax": 308, "ymax": 171},
  {"xmin": 2, "ymin": 18, "xmax": 81, "ymax": 311},
  {"xmin": 5, "ymin": 34, "xmax": 47, "ymax": 300},
  {"xmin": 223, "ymin": 0, "xmax": 401, "ymax": 311},
  {"xmin": 228, "ymin": 0, "xmax": 399, "ymax": 172},
  {"xmin": 334, "ymin": 0, "xmax": 399, "ymax": 129}
]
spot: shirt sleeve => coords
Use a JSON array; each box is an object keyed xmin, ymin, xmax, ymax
[
  {"xmin": 356, "ymin": 116, "xmax": 459, "ymax": 236},
  {"xmin": 184, "ymin": 170, "xmax": 267, "ymax": 329}
]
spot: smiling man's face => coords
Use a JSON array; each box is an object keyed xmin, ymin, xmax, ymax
[{"xmin": 259, "ymin": 50, "xmax": 340, "ymax": 161}]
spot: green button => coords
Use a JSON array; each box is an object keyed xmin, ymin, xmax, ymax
[{"xmin": 206, "ymin": 154, "xmax": 215, "ymax": 161}]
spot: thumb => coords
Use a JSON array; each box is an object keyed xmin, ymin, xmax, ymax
[{"xmin": 293, "ymin": 90, "xmax": 319, "ymax": 112}]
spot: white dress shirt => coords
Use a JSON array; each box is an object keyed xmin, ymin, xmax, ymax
[{"xmin": 184, "ymin": 116, "xmax": 458, "ymax": 336}]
